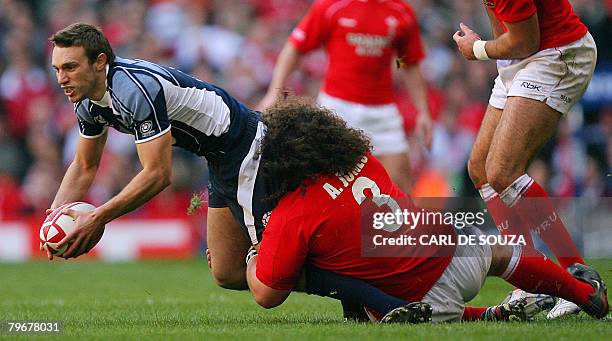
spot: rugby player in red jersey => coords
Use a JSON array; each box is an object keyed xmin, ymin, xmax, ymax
[
  {"xmin": 453, "ymin": 0, "xmax": 598, "ymax": 318},
  {"xmin": 245, "ymin": 98, "xmax": 608, "ymax": 322},
  {"xmin": 258, "ymin": 0, "xmax": 433, "ymax": 194}
]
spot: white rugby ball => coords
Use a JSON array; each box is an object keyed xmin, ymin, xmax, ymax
[{"xmin": 40, "ymin": 202, "xmax": 96, "ymax": 257}]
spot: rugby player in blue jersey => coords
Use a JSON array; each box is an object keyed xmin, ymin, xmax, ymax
[{"xmin": 43, "ymin": 22, "xmax": 428, "ymax": 323}]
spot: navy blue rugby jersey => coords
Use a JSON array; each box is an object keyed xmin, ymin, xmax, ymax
[{"xmin": 74, "ymin": 57, "xmax": 256, "ymax": 156}]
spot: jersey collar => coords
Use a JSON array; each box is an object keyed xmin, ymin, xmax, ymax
[{"xmin": 91, "ymin": 64, "xmax": 111, "ymax": 107}]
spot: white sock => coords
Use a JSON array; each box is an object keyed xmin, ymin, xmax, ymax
[
  {"xmin": 478, "ymin": 183, "xmax": 498, "ymax": 202},
  {"xmin": 499, "ymin": 174, "xmax": 534, "ymax": 207}
]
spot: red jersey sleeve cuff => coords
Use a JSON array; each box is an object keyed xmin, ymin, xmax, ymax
[
  {"xmin": 288, "ymin": 36, "xmax": 311, "ymax": 54},
  {"xmin": 256, "ymin": 268, "xmax": 297, "ymax": 291},
  {"xmin": 399, "ymin": 51, "xmax": 425, "ymax": 66}
]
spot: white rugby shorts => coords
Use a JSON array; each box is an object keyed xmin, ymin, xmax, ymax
[
  {"xmin": 421, "ymin": 227, "xmax": 493, "ymax": 322},
  {"xmin": 317, "ymin": 92, "xmax": 409, "ymax": 155},
  {"xmin": 489, "ymin": 32, "xmax": 597, "ymax": 115}
]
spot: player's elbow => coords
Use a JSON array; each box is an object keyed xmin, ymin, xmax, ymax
[
  {"xmin": 253, "ymin": 293, "xmax": 283, "ymax": 309},
  {"xmin": 152, "ymin": 168, "xmax": 172, "ymax": 189},
  {"xmin": 521, "ymin": 39, "xmax": 540, "ymax": 57},
  {"xmin": 511, "ymin": 35, "xmax": 540, "ymax": 58},
  {"xmin": 250, "ymin": 283, "xmax": 286, "ymax": 309}
]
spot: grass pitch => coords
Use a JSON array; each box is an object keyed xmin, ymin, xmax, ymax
[{"xmin": 0, "ymin": 259, "xmax": 610, "ymax": 340}]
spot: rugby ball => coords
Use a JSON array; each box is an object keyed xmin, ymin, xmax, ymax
[{"xmin": 40, "ymin": 202, "xmax": 96, "ymax": 257}]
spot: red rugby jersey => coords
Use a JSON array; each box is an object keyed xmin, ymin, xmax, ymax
[
  {"xmin": 289, "ymin": 0, "xmax": 425, "ymax": 105},
  {"xmin": 489, "ymin": 0, "xmax": 587, "ymax": 50},
  {"xmin": 256, "ymin": 154, "xmax": 453, "ymax": 303}
]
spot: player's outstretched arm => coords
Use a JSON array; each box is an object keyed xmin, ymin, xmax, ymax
[
  {"xmin": 256, "ymin": 42, "xmax": 303, "ymax": 111},
  {"xmin": 56, "ymin": 131, "xmax": 173, "ymax": 259},
  {"xmin": 453, "ymin": 14, "xmax": 540, "ymax": 60},
  {"xmin": 50, "ymin": 131, "xmax": 108, "ymax": 211}
]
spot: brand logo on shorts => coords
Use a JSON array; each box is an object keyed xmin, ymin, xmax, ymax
[
  {"xmin": 521, "ymin": 82, "xmax": 542, "ymax": 92},
  {"xmin": 140, "ymin": 121, "xmax": 153, "ymax": 134},
  {"xmin": 483, "ymin": 0, "xmax": 495, "ymax": 8},
  {"xmin": 560, "ymin": 95, "xmax": 572, "ymax": 104}
]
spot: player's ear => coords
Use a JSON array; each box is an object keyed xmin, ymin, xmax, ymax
[{"xmin": 95, "ymin": 53, "xmax": 108, "ymax": 71}]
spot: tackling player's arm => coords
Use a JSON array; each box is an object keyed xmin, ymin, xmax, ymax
[
  {"xmin": 57, "ymin": 131, "xmax": 173, "ymax": 258},
  {"xmin": 246, "ymin": 213, "xmax": 307, "ymax": 308},
  {"xmin": 453, "ymin": 14, "xmax": 540, "ymax": 60},
  {"xmin": 246, "ymin": 253, "xmax": 291, "ymax": 309}
]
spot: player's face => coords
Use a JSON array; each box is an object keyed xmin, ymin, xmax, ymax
[{"xmin": 51, "ymin": 46, "xmax": 101, "ymax": 103}]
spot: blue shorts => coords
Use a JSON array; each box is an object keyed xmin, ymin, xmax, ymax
[{"xmin": 207, "ymin": 112, "xmax": 274, "ymax": 244}]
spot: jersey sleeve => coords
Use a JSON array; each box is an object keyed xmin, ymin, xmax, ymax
[
  {"xmin": 256, "ymin": 209, "xmax": 309, "ymax": 291},
  {"xmin": 396, "ymin": 4, "xmax": 425, "ymax": 65},
  {"xmin": 112, "ymin": 69, "xmax": 171, "ymax": 143},
  {"xmin": 75, "ymin": 101, "xmax": 107, "ymax": 138},
  {"xmin": 288, "ymin": 0, "xmax": 332, "ymax": 53},
  {"xmin": 494, "ymin": 0, "xmax": 537, "ymax": 23}
]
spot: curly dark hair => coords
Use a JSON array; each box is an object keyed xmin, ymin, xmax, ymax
[{"xmin": 261, "ymin": 97, "xmax": 372, "ymax": 202}]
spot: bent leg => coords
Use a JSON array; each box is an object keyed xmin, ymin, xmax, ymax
[
  {"xmin": 207, "ymin": 207, "xmax": 251, "ymax": 290},
  {"xmin": 485, "ymin": 97, "xmax": 560, "ymax": 192},
  {"xmin": 490, "ymin": 245, "xmax": 595, "ymax": 310},
  {"xmin": 468, "ymin": 105, "xmax": 502, "ymax": 188},
  {"xmin": 485, "ymin": 97, "xmax": 584, "ymax": 267},
  {"xmin": 469, "ymin": 106, "xmax": 532, "ymax": 243}
]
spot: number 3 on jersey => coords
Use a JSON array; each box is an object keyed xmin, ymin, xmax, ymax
[{"xmin": 324, "ymin": 172, "xmax": 402, "ymax": 232}]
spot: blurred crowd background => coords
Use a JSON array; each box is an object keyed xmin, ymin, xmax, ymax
[{"xmin": 0, "ymin": 0, "xmax": 610, "ymax": 220}]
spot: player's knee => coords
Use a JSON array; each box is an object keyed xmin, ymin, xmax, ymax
[
  {"xmin": 485, "ymin": 163, "xmax": 517, "ymax": 194},
  {"xmin": 210, "ymin": 268, "xmax": 248, "ymax": 290},
  {"xmin": 467, "ymin": 154, "xmax": 486, "ymax": 186}
]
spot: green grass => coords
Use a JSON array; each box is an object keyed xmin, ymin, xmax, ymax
[{"xmin": 0, "ymin": 259, "xmax": 610, "ymax": 340}]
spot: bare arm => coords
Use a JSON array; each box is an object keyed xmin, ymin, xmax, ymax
[
  {"xmin": 400, "ymin": 63, "xmax": 433, "ymax": 149},
  {"xmin": 453, "ymin": 14, "xmax": 540, "ymax": 60},
  {"xmin": 51, "ymin": 132, "xmax": 107, "ymax": 209},
  {"xmin": 57, "ymin": 131, "xmax": 173, "ymax": 259},
  {"xmin": 93, "ymin": 131, "xmax": 173, "ymax": 223},
  {"xmin": 485, "ymin": 7, "xmax": 504, "ymax": 39},
  {"xmin": 246, "ymin": 254, "xmax": 292, "ymax": 309},
  {"xmin": 256, "ymin": 43, "xmax": 303, "ymax": 111}
]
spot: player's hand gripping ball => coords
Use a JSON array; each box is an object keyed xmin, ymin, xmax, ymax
[{"xmin": 40, "ymin": 202, "xmax": 96, "ymax": 257}]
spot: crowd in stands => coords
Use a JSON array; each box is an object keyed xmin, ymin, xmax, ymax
[{"xmin": 0, "ymin": 0, "xmax": 610, "ymax": 220}]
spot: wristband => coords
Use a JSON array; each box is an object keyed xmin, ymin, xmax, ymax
[
  {"xmin": 245, "ymin": 245, "xmax": 258, "ymax": 265},
  {"xmin": 473, "ymin": 40, "xmax": 490, "ymax": 60}
]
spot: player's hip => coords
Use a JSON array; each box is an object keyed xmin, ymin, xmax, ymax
[
  {"xmin": 421, "ymin": 226, "xmax": 493, "ymax": 322},
  {"xmin": 490, "ymin": 32, "xmax": 596, "ymax": 115}
]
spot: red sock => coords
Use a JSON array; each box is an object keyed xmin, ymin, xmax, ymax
[
  {"xmin": 501, "ymin": 176, "xmax": 585, "ymax": 268},
  {"xmin": 503, "ymin": 246, "xmax": 593, "ymax": 306},
  {"xmin": 462, "ymin": 306, "xmax": 488, "ymax": 321},
  {"xmin": 479, "ymin": 184, "xmax": 534, "ymax": 247}
]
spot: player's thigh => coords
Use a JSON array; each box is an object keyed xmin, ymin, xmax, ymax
[
  {"xmin": 486, "ymin": 97, "xmax": 561, "ymax": 185},
  {"xmin": 467, "ymin": 105, "xmax": 502, "ymax": 186},
  {"xmin": 422, "ymin": 227, "xmax": 492, "ymax": 322},
  {"xmin": 207, "ymin": 207, "xmax": 251, "ymax": 288}
]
